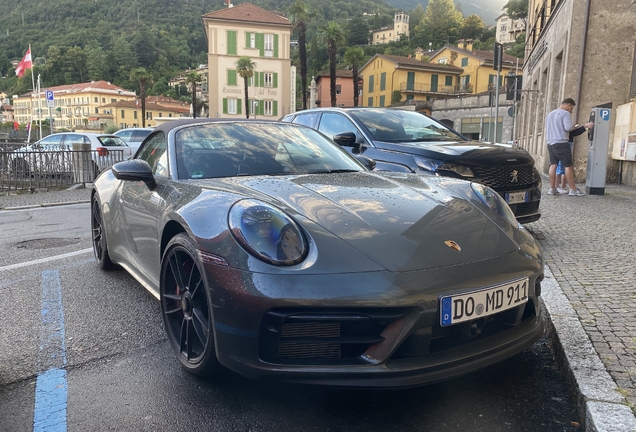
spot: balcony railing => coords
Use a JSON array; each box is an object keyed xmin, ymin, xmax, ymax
[{"xmin": 400, "ymin": 82, "xmax": 472, "ymax": 95}]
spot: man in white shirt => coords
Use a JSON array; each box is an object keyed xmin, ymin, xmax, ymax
[{"xmin": 544, "ymin": 98, "xmax": 593, "ymax": 196}]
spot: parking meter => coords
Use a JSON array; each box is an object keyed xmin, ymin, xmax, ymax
[{"xmin": 585, "ymin": 105, "xmax": 612, "ymax": 195}]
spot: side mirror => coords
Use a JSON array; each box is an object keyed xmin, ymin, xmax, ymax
[
  {"xmin": 112, "ymin": 159, "xmax": 157, "ymax": 190},
  {"xmin": 355, "ymin": 155, "xmax": 376, "ymax": 171},
  {"xmin": 332, "ymin": 131, "xmax": 357, "ymax": 146}
]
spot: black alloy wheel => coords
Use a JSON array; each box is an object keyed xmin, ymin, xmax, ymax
[
  {"xmin": 91, "ymin": 195, "xmax": 115, "ymax": 270},
  {"xmin": 160, "ymin": 233, "xmax": 219, "ymax": 376}
]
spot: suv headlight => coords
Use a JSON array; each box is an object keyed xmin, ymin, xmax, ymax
[
  {"xmin": 229, "ymin": 199, "xmax": 308, "ymax": 266},
  {"xmin": 414, "ymin": 156, "xmax": 474, "ymax": 178},
  {"xmin": 471, "ymin": 183, "xmax": 520, "ymax": 227}
]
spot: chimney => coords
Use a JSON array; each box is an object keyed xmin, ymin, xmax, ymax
[{"xmin": 465, "ymin": 39, "xmax": 474, "ymax": 52}]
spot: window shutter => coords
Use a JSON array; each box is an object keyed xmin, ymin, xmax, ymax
[
  {"xmin": 368, "ymin": 75, "xmax": 374, "ymax": 92},
  {"xmin": 274, "ymin": 34, "xmax": 279, "ymax": 58},
  {"xmin": 223, "ymin": 98, "xmax": 228, "ymax": 114},
  {"xmin": 260, "ymin": 72, "xmax": 265, "ymax": 87},
  {"xmin": 228, "ymin": 70, "xmax": 237, "ymax": 86},
  {"xmin": 237, "ymin": 99, "xmax": 242, "ymax": 115},
  {"xmin": 445, "ymin": 76, "xmax": 453, "ymax": 86},
  {"xmin": 259, "ymin": 101, "xmax": 264, "ymax": 116},
  {"xmin": 367, "ymin": 97, "xmax": 373, "ymax": 106},
  {"xmin": 273, "ymin": 101, "xmax": 278, "ymax": 116},
  {"xmin": 254, "ymin": 72, "xmax": 259, "ymax": 87},
  {"xmin": 227, "ymin": 31, "xmax": 237, "ymax": 55},
  {"xmin": 245, "ymin": 32, "xmax": 250, "ymax": 48},
  {"xmin": 431, "ymin": 74, "xmax": 438, "ymax": 92},
  {"xmin": 257, "ymin": 33, "xmax": 264, "ymax": 57},
  {"xmin": 380, "ymin": 73, "xmax": 386, "ymax": 91},
  {"xmin": 273, "ymin": 73, "xmax": 278, "ymax": 88}
]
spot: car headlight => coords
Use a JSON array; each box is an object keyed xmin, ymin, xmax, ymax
[
  {"xmin": 414, "ymin": 156, "xmax": 474, "ymax": 177},
  {"xmin": 229, "ymin": 199, "xmax": 308, "ymax": 266},
  {"xmin": 471, "ymin": 183, "xmax": 520, "ymax": 227}
]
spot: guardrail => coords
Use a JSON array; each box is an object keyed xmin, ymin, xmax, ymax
[{"xmin": 0, "ymin": 148, "xmax": 125, "ymax": 193}]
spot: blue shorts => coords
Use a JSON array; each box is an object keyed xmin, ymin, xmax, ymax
[{"xmin": 555, "ymin": 142, "xmax": 573, "ymax": 175}]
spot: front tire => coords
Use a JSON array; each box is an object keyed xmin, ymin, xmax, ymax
[
  {"xmin": 160, "ymin": 233, "xmax": 219, "ymax": 376},
  {"xmin": 91, "ymin": 195, "xmax": 115, "ymax": 270}
]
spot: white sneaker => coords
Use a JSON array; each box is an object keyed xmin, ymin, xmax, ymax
[
  {"xmin": 569, "ymin": 188, "xmax": 586, "ymax": 196},
  {"xmin": 556, "ymin": 187, "xmax": 569, "ymax": 194},
  {"xmin": 547, "ymin": 188, "xmax": 557, "ymax": 195}
]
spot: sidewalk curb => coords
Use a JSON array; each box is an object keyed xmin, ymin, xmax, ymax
[
  {"xmin": 541, "ymin": 265, "xmax": 636, "ymax": 432},
  {"xmin": 0, "ymin": 200, "xmax": 90, "ymax": 211}
]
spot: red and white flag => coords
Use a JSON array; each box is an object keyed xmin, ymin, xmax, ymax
[{"xmin": 15, "ymin": 47, "xmax": 32, "ymax": 77}]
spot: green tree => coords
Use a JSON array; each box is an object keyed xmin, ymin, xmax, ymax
[
  {"xmin": 346, "ymin": 16, "xmax": 370, "ymax": 46},
  {"xmin": 235, "ymin": 56, "xmax": 256, "ymax": 119},
  {"xmin": 504, "ymin": 0, "xmax": 529, "ymax": 26},
  {"xmin": 413, "ymin": 0, "xmax": 463, "ymax": 48},
  {"xmin": 184, "ymin": 71, "xmax": 203, "ymax": 119},
  {"xmin": 460, "ymin": 15, "xmax": 485, "ymax": 40},
  {"xmin": 409, "ymin": 4, "xmax": 426, "ymax": 34},
  {"xmin": 391, "ymin": 90, "xmax": 402, "ymax": 104},
  {"xmin": 507, "ymin": 32, "xmax": 526, "ymax": 58},
  {"xmin": 288, "ymin": 0, "xmax": 314, "ymax": 110},
  {"xmin": 343, "ymin": 47, "xmax": 365, "ymax": 107},
  {"xmin": 130, "ymin": 67, "xmax": 153, "ymax": 127},
  {"xmin": 85, "ymin": 40, "xmax": 107, "ymax": 81},
  {"xmin": 318, "ymin": 21, "xmax": 345, "ymax": 107}
]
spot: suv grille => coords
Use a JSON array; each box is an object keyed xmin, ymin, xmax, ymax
[{"xmin": 472, "ymin": 165, "xmax": 536, "ymax": 188}]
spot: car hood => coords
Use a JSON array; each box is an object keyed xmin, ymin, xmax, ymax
[
  {"xmin": 374, "ymin": 140, "xmax": 535, "ymax": 166},
  {"xmin": 193, "ymin": 173, "xmax": 518, "ymax": 272}
]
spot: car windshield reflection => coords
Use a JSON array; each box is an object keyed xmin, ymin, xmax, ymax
[
  {"xmin": 174, "ymin": 123, "xmax": 364, "ymax": 180},
  {"xmin": 353, "ymin": 109, "xmax": 464, "ymax": 143}
]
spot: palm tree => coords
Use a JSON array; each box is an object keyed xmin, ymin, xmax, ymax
[
  {"xmin": 343, "ymin": 47, "xmax": 365, "ymax": 107},
  {"xmin": 130, "ymin": 67, "xmax": 153, "ymax": 127},
  {"xmin": 184, "ymin": 71, "xmax": 204, "ymax": 119},
  {"xmin": 318, "ymin": 21, "xmax": 345, "ymax": 107},
  {"xmin": 236, "ymin": 56, "xmax": 256, "ymax": 119},
  {"xmin": 287, "ymin": 0, "xmax": 314, "ymax": 110}
]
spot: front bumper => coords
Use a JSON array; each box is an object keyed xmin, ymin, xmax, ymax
[{"xmin": 202, "ymin": 250, "xmax": 544, "ymax": 387}]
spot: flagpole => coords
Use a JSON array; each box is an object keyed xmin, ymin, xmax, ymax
[{"xmin": 28, "ymin": 44, "xmax": 35, "ymax": 143}]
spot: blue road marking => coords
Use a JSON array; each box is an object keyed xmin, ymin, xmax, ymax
[{"xmin": 33, "ymin": 270, "xmax": 68, "ymax": 432}]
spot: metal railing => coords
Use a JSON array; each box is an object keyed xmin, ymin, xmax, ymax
[
  {"xmin": 399, "ymin": 83, "xmax": 472, "ymax": 95},
  {"xmin": 0, "ymin": 148, "xmax": 125, "ymax": 193}
]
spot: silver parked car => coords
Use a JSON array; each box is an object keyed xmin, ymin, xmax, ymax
[
  {"xmin": 91, "ymin": 119, "xmax": 544, "ymax": 385},
  {"xmin": 11, "ymin": 132, "xmax": 132, "ymax": 179}
]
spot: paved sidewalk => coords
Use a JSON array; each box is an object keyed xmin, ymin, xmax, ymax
[{"xmin": 2, "ymin": 181, "xmax": 636, "ymax": 430}]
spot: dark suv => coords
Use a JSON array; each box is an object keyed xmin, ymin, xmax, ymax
[{"xmin": 282, "ymin": 107, "xmax": 541, "ymax": 224}]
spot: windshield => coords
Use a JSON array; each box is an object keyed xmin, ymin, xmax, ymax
[
  {"xmin": 174, "ymin": 123, "xmax": 364, "ymax": 180},
  {"xmin": 352, "ymin": 109, "xmax": 465, "ymax": 143}
]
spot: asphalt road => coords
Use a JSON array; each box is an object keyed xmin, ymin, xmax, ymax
[{"xmin": 0, "ymin": 204, "xmax": 581, "ymax": 432}]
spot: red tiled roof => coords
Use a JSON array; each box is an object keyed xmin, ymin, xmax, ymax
[
  {"xmin": 19, "ymin": 80, "xmax": 133, "ymax": 97},
  {"xmin": 202, "ymin": 3, "xmax": 290, "ymax": 26}
]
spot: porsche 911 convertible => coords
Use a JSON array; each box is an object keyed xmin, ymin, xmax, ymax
[{"xmin": 91, "ymin": 118, "xmax": 544, "ymax": 387}]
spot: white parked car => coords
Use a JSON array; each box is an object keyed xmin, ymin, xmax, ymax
[{"xmin": 10, "ymin": 132, "xmax": 132, "ymax": 179}]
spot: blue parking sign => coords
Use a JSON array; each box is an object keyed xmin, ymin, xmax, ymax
[
  {"xmin": 600, "ymin": 109, "xmax": 610, "ymax": 121},
  {"xmin": 46, "ymin": 90, "xmax": 54, "ymax": 108}
]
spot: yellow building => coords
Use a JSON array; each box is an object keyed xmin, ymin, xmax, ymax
[
  {"xmin": 12, "ymin": 81, "xmax": 136, "ymax": 130},
  {"xmin": 360, "ymin": 54, "xmax": 464, "ymax": 108},
  {"xmin": 427, "ymin": 40, "xmax": 522, "ymax": 95},
  {"xmin": 202, "ymin": 3, "xmax": 294, "ymax": 118},
  {"xmin": 370, "ymin": 13, "xmax": 410, "ymax": 45},
  {"xmin": 100, "ymin": 100, "xmax": 191, "ymax": 128}
]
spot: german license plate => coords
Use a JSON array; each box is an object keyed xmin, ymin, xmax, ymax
[
  {"xmin": 440, "ymin": 278, "xmax": 529, "ymax": 327},
  {"xmin": 505, "ymin": 191, "xmax": 528, "ymax": 204}
]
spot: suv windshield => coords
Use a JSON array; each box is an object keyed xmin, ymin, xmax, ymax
[{"xmin": 352, "ymin": 109, "xmax": 465, "ymax": 143}]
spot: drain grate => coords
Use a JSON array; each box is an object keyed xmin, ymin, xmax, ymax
[{"xmin": 14, "ymin": 238, "xmax": 81, "ymax": 250}]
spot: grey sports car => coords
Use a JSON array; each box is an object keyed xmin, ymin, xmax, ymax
[{"xmin": 91, "ymin": 118, "xmax": 544, "ymax": 387}]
